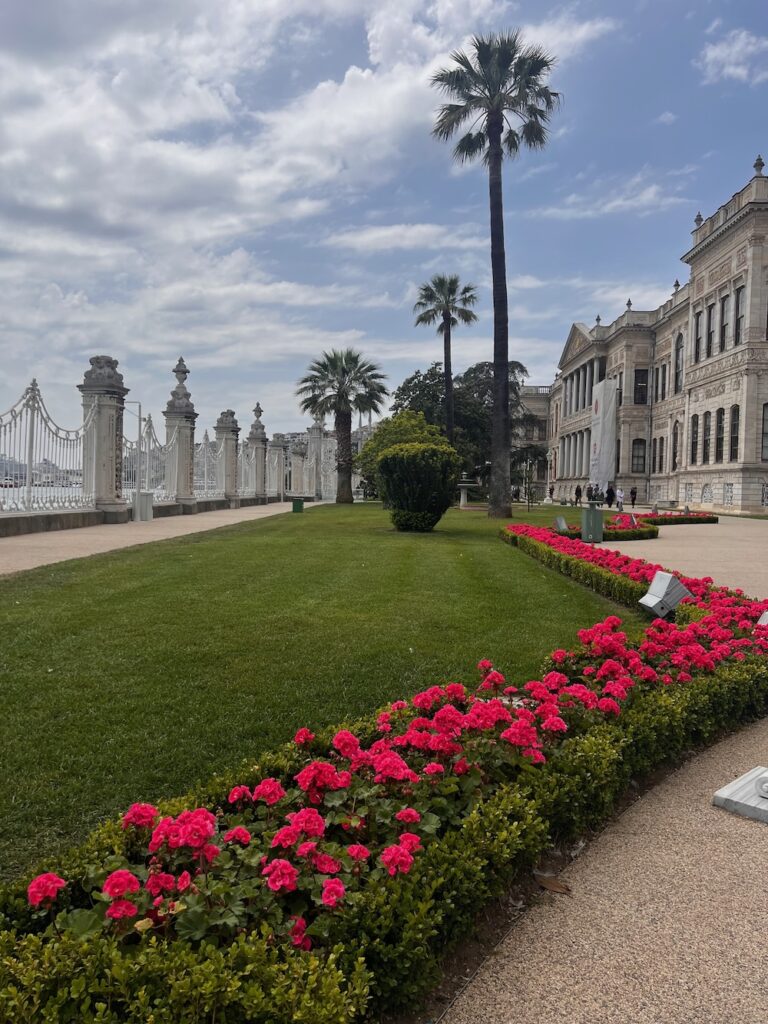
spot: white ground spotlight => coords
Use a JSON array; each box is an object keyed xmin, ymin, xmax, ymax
[
  {"xmin": 554, "ymin": 516, "xmax": 569, "ymax": 534},
  {"xmin": 757, "ymin": 611, "xmax": 768, "ymax": 627},
  {"xmin": 638, "ymin": 571, "xmax": 693, "ymax": 618}
]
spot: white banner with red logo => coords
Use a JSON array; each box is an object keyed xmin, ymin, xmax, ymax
[{"xmin": 589, "ymin": 378, "xmax": 617, "ymax": 491}]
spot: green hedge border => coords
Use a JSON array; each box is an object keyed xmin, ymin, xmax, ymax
[
  {"xmin": 638, "ymin": 514, "xmax": 719, "ymax": 525},
  {"xmin": 560, "ymin": 525, "xmax": 659, "ymax": 542}
]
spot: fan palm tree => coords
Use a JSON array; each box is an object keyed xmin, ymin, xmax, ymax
[
  {"xmin": 297, "ymin": 349, "xmax": 388, "ymax": 503},
  {"xmin": 432, "ymin": 32, "xmax": 560, "ymax": 517},
  {"xmin": 413, "ymin": 274, "xmax": 478, "ymax": 446}
]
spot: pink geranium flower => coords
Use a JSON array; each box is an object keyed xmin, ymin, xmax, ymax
[{"xmin": 27, "ymin": 873, "xmax": 66, "ymax": 908}]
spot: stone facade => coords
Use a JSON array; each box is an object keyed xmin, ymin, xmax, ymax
[{"xmin": 535, "ymin": 158, "xmax": 768, "ymax": 513}]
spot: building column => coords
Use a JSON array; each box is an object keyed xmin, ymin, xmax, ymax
[
  {"xmin": 163, "ymin": 357, "xmax": 197, "ymax": 509},
  {"xmin": 580, "ymin": 367, "xmax": 587, "ymax": 410},
  {"xmin": 78, "ymin": 355, "xmax": 130, "ymax": 522},
  {"xmin": 559, "ymin": 436, "xmax": 565, "ymax": 478},
  {"xmin": 576, "ymin": 432, "xmax": 582, "ymax": 477},
  {"xmin": 587, "ymin": 361, "xmax": 594, "ymax": 407},
  {"xmin": 583, "ymin": 428, "xmax": 591, "ymax": 476}
]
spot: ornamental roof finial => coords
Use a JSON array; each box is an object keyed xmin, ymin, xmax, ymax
[
  {"xmin": 754, "ymin": 154, "xmax": 764, "ymax": 176},
  {"xmin": 694, "ymin": 211, "xmax": 703, "ymax": 227}
]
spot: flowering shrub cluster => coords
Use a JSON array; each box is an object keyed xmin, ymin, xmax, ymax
[{"xmin": 613, "ymin": 512, "xmax": 718, "ymax": 527}]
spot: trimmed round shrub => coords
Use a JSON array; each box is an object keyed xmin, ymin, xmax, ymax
[{"xmin": 377, "ymin": 442, "xmax": 461, "ymax": 532}]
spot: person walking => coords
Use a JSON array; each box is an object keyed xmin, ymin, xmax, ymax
[
  {"xmin": 606, "ymin": 484, "xmax": 615, "ymax": 508},
  {"xmin": 616, "ymin": 486, "xmax": 624, "ymax": 512},
  {"xmin": 548, "ymin": 484, "xmax": 554, "ymax": 501},
  {"xmin": 574, "ymin": 484, "xmax": 582, "ymax": 506},
  {"xmin": 630, "ymin": 486, "xmax": 637, "ymax": 509},
  {"xmin": 586, "ymin": 483, "xmax": 593, "ymax": 502}
]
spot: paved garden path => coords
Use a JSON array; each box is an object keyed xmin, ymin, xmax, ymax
[
  {"xmin": 445, "ymin": 715, "xmax": 768, "ymax": 1024},
  {"xmin": 609, "ymin": 515, "xmax": 768, "ymax": 598},
  {"xmin": 0, "ymin": 502, "xmax": 304, "ymax": 576}
]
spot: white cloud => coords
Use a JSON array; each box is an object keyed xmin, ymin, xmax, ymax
[
  {"xmin": 530, "ymin": 171, "xmax": 690, "ymax": 220},
  {"xmin": 521, "ymin": 13, "xmax": 619, "ymax": 60},
  {"xmin": 655, "ymin": 110, "xmax": 678, "ymax": 125},
  {"xmin": 695, "ymin": 28, "xmax": 768, "ymax": 85},
  {"xmin": 324, "ymin": 223, "xmax": 486, "ymax": 252},
  {"xmin": 705, "ymin": 18, "xmax": 723, "ymax": 36}
]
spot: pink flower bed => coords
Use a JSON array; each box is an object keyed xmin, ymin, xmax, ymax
[{"xmin": 506, "ymin": 523, "xmax": 716, "ymax": 599}]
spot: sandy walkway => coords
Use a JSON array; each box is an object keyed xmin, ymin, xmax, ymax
[
  {"xmin": 445, "ymin": 717, "xmax": 768, "ymax": 1024},
  {"xmin": 607, "ymin": 516, "xmax": 768, "ymax": 598},
  {"xmin": 0, "ymin": 502, "xmax": 303, "ymax": 576}
]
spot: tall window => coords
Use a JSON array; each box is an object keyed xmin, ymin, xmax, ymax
[
  {"xmin": 661, "ymin": 363, "xmax": 667, "ymax": 399},
  {"xmin": 672, "ymin": 421, "xmax": 679, "ymax": 470},
  {"xmin": 654, "ymin": 367, "xmax": 660, "ymax": 403},
  {"xmin": 658, "ymin": 436, "xmax": 665, "ymax": 473},
  {"xmin": 690, "ymin": 414, "xmax": 699, "ymax": 464},
  {"xmin": 694, "ymin": 312, "xmax": 702, "ymax": 362},
  {"xmin": 719, "ymin": 295, "xmax": 729, "ymax": 351},
  {"xmin": 702, "ymin": 411, "xmax": 711, "ymax": 463},
  {"xmin": 762, "ymin": 403, "xmax": 768, "ymax": 461},
  {"xmin": 634, "ymin": 369, "xmax": 648, "ymax": 405},
  {"xmin": 706, "ymin": 303, "xmax": 715, "ymax": 358},
  {"xmin": 674, "ymin": 334, "xmax": 684, "ymax": 394},
  {"xmin": 734, "ymin": 286, "xmax": 745, "ymax": 345},
  {"xmin": 631, "ymin": 438, "xmax": 646, "ymax": 473},
  {"xmin": 617, "ymin": 370, "xmax": 623, "ymax": 406},
  {"xmin": 652, "ymin": 437, "xmax": 657, "ymax": 474},
  {"xmin": 715, "ymin": 408, "xmax": 725, "ymax": 462},
  {"xmin": 615, "ymin": 439, "xmax": 621, "ymax": 476},
  {"xmin": 729, "ymin": 405, "xmax": 740, "ymax": 462}
]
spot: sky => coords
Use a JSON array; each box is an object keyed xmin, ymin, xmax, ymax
[{"xmin": 0, "ymin": 0, "xmax": 766, "ymax": 435}]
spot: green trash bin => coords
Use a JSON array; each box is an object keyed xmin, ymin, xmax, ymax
[
  {"xmin": 292, "ymin": 499, "xmax": 304, "ymax": 513},
  {"xmin": 581, "ymin": 502, "xmax": 603, "ymax": 543}
]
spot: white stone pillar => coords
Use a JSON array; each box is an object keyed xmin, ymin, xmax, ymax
[
  {"xmin": 248, "ymin": 405, "xmax": 267, "ymax": 500},
  {"xmin": 584, "ymin": 428, "xmax": 591, "ymax": 476},
  {"xmin": 215, "ymin": 410, "xmax": 240, "ymax": 504},
  {"xmin": 587, "ymin": 361, "xmax": 593, "ymax": 407},
  {"xmin": 163, "ymin": 357, "xmax": 198, "ymax": 509},
  {"xmin": 581, "ymin": 367, "xmax": 588, "ymax": 409},
  {"xmin": 78, "ymin": 355, "xmax": 130, "ymax": 522},
  {"xmin": 306, "ymin": 416, "xmax": 324, "ymax": 501}
]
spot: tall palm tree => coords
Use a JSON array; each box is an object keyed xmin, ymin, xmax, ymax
[
  {"xmin": 432, "ymin": 32, "xmax": 560, "ymax": 517},
  {"xmin": 297, "ymin": 349, "xmax": 388, "ymax": 503},
  {"xmin": 413, "ymin": 274, "xmax": 478, "ymax": 446}
]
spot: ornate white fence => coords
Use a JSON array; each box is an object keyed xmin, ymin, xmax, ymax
[
  {"xmin": 237, "ymin": 441, "xmax": 257, "ymax": 497},
  {"xmin": 122, "ymin": 415, "xmax": 179, "ymax": 504},
  {"xmin": 0, "ymin": 379, "xmax": 97, "ymax": 513},
  {"xmin": 193, "ymin": 430, "xmax": 225, "ymax": 498}
]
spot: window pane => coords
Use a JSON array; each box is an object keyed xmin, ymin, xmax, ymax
[
  {"xmin": 703, "ymin": 411, "xmax": 711, "ymax": 463},
  {"xmin": 706, "ymin": 304, "xmax": 714, "ymax": 358},
  {"xmin": 694, "ymin": 313, "xmax": 702, "ymax": 362},
  {"xmin": 658, "ymin": 436, "xmax": 664, "ymax": 473},
  {"xmin": 719, "ymin": 296, "xmax": 729, "ymax": 351},
  {"xmin": 690, "ymin": 415, "xmax": 699, "ymax": 464},
  {"xmin": 715, "ymin": 408, "xmax": 724, "ymax": 462},
  {"xmin": 631, "ymin": 439, "xmax": 646, "ymax": 473},
  {"xmin": 735, "ymin": 287, "xmax": 745, "ymax": 346},
  {"xmin": 672, "ymin": 422, "xmax": 679, "ymax": 470},
  {"xmin": 634, "ymin": 369, "xmax": 648, "ymax": 405},
  {"xmin": 729, "ymin": 405, "xmax": 739, "ymax": 462}
]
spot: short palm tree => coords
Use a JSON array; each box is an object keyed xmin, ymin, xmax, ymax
[
  {"xmin": 297, "ymin": 349, "xmax": 388, "ymax": 503},
  {"xmin": 413, "ymin": 274, "xmax": 478, "ymax": 445},
  {"xmin": 432, "ymin": 32, "xmax": 560, "ymax": 517}
]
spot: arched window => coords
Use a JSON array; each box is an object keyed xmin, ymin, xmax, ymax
[
  {"xmin": 674, "ymin": 334, "xmax": 684, "ymax": 394},
  {"xmin": 652, "ymin": 437, "xmax": 657, "ymax": 474},
  {"xmin": 672, "ymin": 421, "xmax": 680, "ymax": 471},
  {"xmin": 715, "ymin": 408, "xmax": 725, "ymax": 463},
  {"xmin": 729, "ymin": 405, "xmax": 740, "ymax": 462},
  {"xmin": 702, "ymin": 411, "xmax": 712, "ymax": 464},
  {"xmin": 690, "ymin": 414, "xmax": 699, "ymax": 464},
  {"xmin": 631, "ymin": 438, "xmax": 646, "ymax": 473},
  {"xmin": 658, "ymin": 436, "xmax": 665, "ymax": 473},
  {"xmin": 762, "ymin": 404, "xmax": 768, "ymax": 461}
]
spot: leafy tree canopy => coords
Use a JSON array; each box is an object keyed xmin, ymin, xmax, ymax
[
  {"xmin": 391, "ymin": 361, "xmax": 532, "ymax": 471},
  {"xmin": 356, "ymin": 411, "xmax": 446, "ymax": 494}
]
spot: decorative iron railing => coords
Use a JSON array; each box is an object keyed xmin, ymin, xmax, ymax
[
  {"xmin": 0, "ymin": 380, "xmax": 97, "ymax": 514},
  {"xmin": 122, "ymin": 416, "xmax": 179, "ymax": 504},
  {"xmin": 193, "ymin": 430, "xmax": 225, "ymax": 498}
]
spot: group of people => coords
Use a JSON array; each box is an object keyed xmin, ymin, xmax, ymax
[{"xmin": 550, "ymin": 484, "xmax": 638, "ymax": 510}]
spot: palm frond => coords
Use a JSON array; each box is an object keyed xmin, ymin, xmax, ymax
[{"xmin": 453, "ymin": 130, "xmax": 487, "ymax": 164}]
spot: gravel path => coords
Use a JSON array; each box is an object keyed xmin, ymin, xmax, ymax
[{"xmin": 444, "ymin": 718, "xmax": 768, "ymax": 1024}]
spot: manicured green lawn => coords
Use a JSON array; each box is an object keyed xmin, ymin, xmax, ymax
[{"xmin": 0, "ymin": 504, "xmax": 645, "ymax": 880}]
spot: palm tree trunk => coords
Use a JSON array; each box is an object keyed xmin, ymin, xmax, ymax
[
  {"xmin": 335, "ymin": 410, "xmax": 354, "ymax": 503},
  {"xmin": 443, "ymin": 315, "xmax": 454, "ymax": 446},
  {"xmin": 487, "ymin": 116, "xmax": 511, "ymax": 518}
]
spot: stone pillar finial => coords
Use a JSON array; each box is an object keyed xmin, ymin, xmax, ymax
[
  {"xmin": 754, "ymin": 154, "xmax": 764, "ymax": 177},
  {"xmin": 595, "ymin": 314, "xmax": 601, "ymax": 325},
  {"xmin": 626, "ymin": 298, "xmax": 632, "ymax": 311},
  {"xmin": 164, "ymin": 357, "xmax": 197, "ymax": 507},
  {"xmin": 77, "ymin": 355, "xmax": 129, "ymax": 520},
  {"xmin": 673, "ymin": 279, "xmax": 680, "ymax": 292},
  {"xmin": 215, "ymin": 410, "xmax": 240, "ymax": 503},
  {"xmin": 694, "ymin": 211, "xmax": 703, "ymax": 227}
]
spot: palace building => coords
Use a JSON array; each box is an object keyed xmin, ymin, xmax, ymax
[{"xmin": 521, "ymin": 156, "xmax": 768, "ymax": 513}]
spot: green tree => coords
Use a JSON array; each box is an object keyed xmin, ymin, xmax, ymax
[
  {"xmin": 297, "ymin": 349, "xmax": 388, "ymax": 503},
  {"xmin": 413, "ymin": 274, "xmax": 478, "ymax": 446},
  {"xmin": 391, "ymin": 360, "xmax": 530, "ymax": 472},
  {"xmin": 432, "ymin": 32, "xmax": 560, "ymax": 517},
  {"xmin": 356, "ymin": 410, "xmax": 445, "ymax": 498}
]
